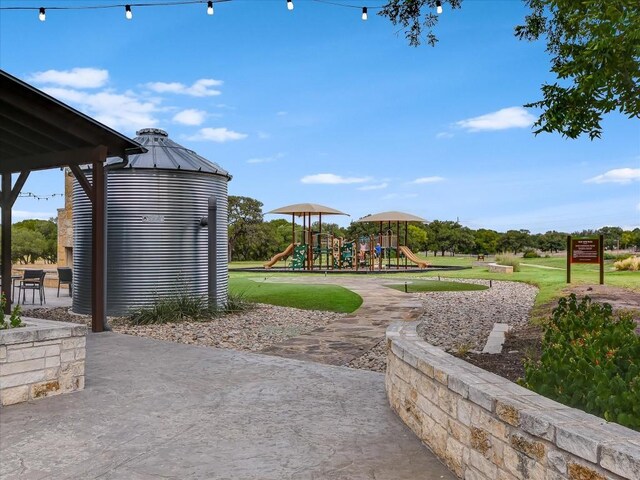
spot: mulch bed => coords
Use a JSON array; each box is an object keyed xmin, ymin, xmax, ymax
[{"xmin": 455, "ymin": 325, "xmax": 542, "ymax": 383}]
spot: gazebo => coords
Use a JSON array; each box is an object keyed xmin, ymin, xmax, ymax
[{"xmin": 0, "ymin": 69, "xmax": 145, "ymax": 332}]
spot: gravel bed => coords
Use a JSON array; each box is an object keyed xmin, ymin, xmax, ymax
[
  {"xmin": 416, "ymin": 279, "xmax": 537, "ymax": 352},
  {"xmin": 23, "ymin": 304, "xmax": 345, "ymax": 352},
  {"xmin": 346, "ymin": 338, "xmax": 387, "ymax": 373}
]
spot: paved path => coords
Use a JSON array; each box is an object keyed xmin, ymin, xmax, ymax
[
  {"xmin": 259, "ymin": 277, "xmax": 423, "ymax": 365},
  {"xmin": 0, "ymin": 333, "xmax": 454, "ymax": 480}
]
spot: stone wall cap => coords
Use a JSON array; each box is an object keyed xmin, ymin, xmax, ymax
[{"xmin": 0, "ymin": 317, "xmax": 87, "ymax": 345}]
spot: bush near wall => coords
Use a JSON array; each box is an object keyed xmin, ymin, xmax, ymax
[{"xmin": 523, "ymin": 294, "xmax": 640, "ymax": 430}]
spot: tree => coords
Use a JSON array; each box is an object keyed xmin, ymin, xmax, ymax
[
  {"xmin": 407, "ymin": 224, "xmax": 428, "ymax": 253},
  {"xmin": 228, "ymin": 196, "xmax": 264, "ymax": 261},
  {"xmin": 499, "ymin": 229, "xmax": 532, "ymax": 254},
  {"xmin": 538, "ymin": 231, "xmax": 566, "ymax": 253},
  {"xmin": 12, "ymin": 227, "xmax": 47, "ymax": 264},
  {"xmin": 13, "ymin": 219, "xmax": 57, "ymax": 263},
  {"xmin": 380, "ymin": 0, "xmax": 640, "ymax": 139},
  {"xmin": 474, "ymin": 229, "xmax": 501, "ymax": 255},
  {"xmin": 598, "ymin": 226, "xmax": 624, "ymax": 250}
]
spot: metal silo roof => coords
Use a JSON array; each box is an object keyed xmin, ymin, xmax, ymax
[{"xmin": 106, "ymin": 128, "xmax": 231, "ymax": 179}]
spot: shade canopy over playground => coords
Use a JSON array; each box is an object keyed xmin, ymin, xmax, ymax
[
  {"xmin": 355, "ymin": 211, "xmax": 428, "ymax": 223},
  {"xmin": 267, "ymin": 203, "xmax": 348, "ymax": 217}
]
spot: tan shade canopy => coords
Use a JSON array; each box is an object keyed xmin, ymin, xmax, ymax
[
  {"xmin": 355, "ymin": 211, "xmax": 428, "ymax": 223},
  {"xmin": 267, "ymin": 203, "xmax": 348, "ymax": 217}
]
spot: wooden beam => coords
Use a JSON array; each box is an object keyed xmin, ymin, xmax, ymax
[
  {"xmin": 69, "ymin": 165, "xmax": 94, "ymax": 200},
  {"xmin": 0, "ymin": 145, "xmax": 108, "ymax": 174},
  {"xmin": 9, "ymin": 171, "xmax": 29, "ymax": 207},
  {"xmin": 1, "ymin": 175, "xmax": 12, "ymax": 312}
]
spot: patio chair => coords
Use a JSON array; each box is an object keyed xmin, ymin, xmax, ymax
[
  {"xmin": 18, "ymin": 269, "xmax": 46, "ymax": 305},
  {"xmin": 57, "ymin": 267, "xmax": 73, "ymax": 297}
]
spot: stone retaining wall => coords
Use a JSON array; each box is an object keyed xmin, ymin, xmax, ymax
[
  {"xmin": 386, "ymin": 322, "xmax": 640, "ymax": 480},
  {"xmin": 488, "ymin": 263, "xmax": 514, "ymax": 274},
  {"xmin": 0, "ymin": 318, "xmax": 86, "ymax": 406}
]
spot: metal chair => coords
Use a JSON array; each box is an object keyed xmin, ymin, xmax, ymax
[
  {"xmin": 18, "ymin": 270, "xmax": 46, "ymax": 305},
  {"xmin": 57, "ymin": 267, "xmax": 72, "ymax": 297}
]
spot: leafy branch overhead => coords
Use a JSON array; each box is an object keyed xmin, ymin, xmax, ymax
[{"xmin": 380, "ymin": 0, "xmax": 640, "ymax": 139}]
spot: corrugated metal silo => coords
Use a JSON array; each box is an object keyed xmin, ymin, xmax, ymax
[{"xmin": 73, "ymin": 128, "xmax": 231, "ymax": 316}]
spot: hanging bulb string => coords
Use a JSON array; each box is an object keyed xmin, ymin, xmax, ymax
[{"xmin": 18, "ymin": 192, "xmax": 63, "ymax": 201}]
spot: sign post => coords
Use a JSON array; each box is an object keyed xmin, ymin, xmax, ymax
[{"xmin": 567, "ymin": 235, "xmax": 604, "ymax": 285}]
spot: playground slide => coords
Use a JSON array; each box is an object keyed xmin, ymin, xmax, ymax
[
  {"xmin": 264, "ymin": 243, "xmax": 295, "ymax": 268},
  {"xmin": 398, "ymin": 246, "xmax": 430, "ymax": 269}
]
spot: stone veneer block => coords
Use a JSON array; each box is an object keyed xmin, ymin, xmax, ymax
[
  {"xmin": 385, "ymin": 322, "xmax": 640, "ymax": 480},
  {"xmin": 0, "ymin": 318, "xmax": 87, "ymax": 406}
]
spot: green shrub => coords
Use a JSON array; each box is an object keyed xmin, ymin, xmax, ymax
[
  {"xmin": 0, "ymin": 293, "xmax": 23, "ymax": 330},
  {"xmin": 523, "ymin": 294, "xmax": 640, "ymax": 430},
  {"xmin": 496, "ymin": 254, "xmax": 521, "ymax": 272},
  {"xmin": 614, "ymin": 256, "xmax": 640, "ymax": 271},
  {"xmin": 604, "ymin": 252, "xmax": 633, "ymax": 261},
  {"xmin": 522, "ymin": 249, "xmax": 540, "ymax": 259}
]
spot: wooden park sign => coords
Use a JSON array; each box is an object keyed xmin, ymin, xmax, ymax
[{"xmin": 566, "ymin": 235, "xmax": 604, "ymax": 284}]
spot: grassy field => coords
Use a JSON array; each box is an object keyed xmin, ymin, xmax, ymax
[
  {"xmin": 229, "ymin": 274, "xmax": 362, "ymax": 313},
  {"xmin": 230, "ymin": 254, "xmax": 639, "ymax": 314}
]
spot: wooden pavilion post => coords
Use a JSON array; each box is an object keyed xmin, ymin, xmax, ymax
[
  {"xmin": 404, "ymin": 221, "xmax": 408, "ymax": 268},
  {"xmin": 69, "ymin": 146, "xmax": 108, "ymax": 333},
  {"xmin": 1, "ymin": 171, "xmax": 29, "ymax": 312}
]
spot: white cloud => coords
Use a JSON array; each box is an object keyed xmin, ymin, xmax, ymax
[
  {"xmin": 300, "ymin": 173, "xmax": 371, "ymax": 185},
  {"xmin": 29, "ymin": 67, "xmax": 109, "ymax": 89},
  {"xmin": 186, "ymin": 127, "xmax": 248, "ymax": 142},
  {"xmin": 257, "ymin": 131, "xmax": 271, "ymax": 139},
  {"xmin": 277, "ymin": 111, "xmax": 288, "ymax": 116},
  {"xmin": 145, "ymin": 78, "xmax": 223, "ymax": 97},
  {"xmin": 358, "ymin": 182, "xmax": 388, "ymax": 191},
  {"xmin": 456, "ymin": 106, "xmax": 535, "ymax": 132},
  {"xmin": 42, "ymin": 86, "xmax": 159, "ymax": 131},
  {"xmin": 411, "ymin": 176, "xmax": 445, "ymax": 184},
  {"xmin": 173, "ymin": 109, "xmax": 207, "ymax": 126},
  {"xmin": 436, "ymin": 132, "xmax": 454, "ymax": 139},
  {"xmin": 247, "ymin": 153, "xmax": 285, "ymax": 164},
  {"xmin": 585, "ymin": 168, "xmax": 640, "ymax": 184}
]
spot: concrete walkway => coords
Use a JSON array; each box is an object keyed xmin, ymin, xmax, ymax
[
  {"xmin": 259, "ymin": 277, "xmax": 423, "ymax": 365},
  {"xmin": 0, "ymin": 333, "xmax": 454, "ymax": 480}
]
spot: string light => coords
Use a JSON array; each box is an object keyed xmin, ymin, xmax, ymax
[
  {"xmin": 19, "ymin": 192, "xmax": 63, "ymax": 201},
  {"xmin": 436, "ymin": 0, "xmax": 443, "ymax": 14},
  {"xmin": 4, "ymin": 2, "xmax": 389, "ymax": 22}
]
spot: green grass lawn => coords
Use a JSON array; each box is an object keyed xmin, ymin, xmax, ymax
[
  {"xmin": 229, "ymin": 275, "xmax": 362, "ymax": 313},
  {"xmin": 229, "ymin": 254, "xmax": 639, "ymax": 315},
  {"xmin": 386, "ymin": 280, "xmax": 489, "ymax": 293}
]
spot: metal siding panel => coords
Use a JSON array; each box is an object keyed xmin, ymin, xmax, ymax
[{"xmin": 73, "ymin": 169, "xmax": 229, "ymax": 316}]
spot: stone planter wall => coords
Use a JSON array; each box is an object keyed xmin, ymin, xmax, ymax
[
  {"xmin": 386, "ymin": 322, "xmax": 640, "ymax": 480},
  {"xmin": 0, "ymin": 318, "xmax": 86, "ymax": 406}
]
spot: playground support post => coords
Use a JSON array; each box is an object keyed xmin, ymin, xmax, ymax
[
  {"xmin": 566, "ymin": 235, "xmax": 571, "ymax": 284},
  {"xmin": 599, "ymin": 234, "xmax": 604, "ymax": 285}
]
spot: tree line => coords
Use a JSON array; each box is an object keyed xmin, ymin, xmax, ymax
[
  {"xmin": 229, "ymin": 196, "xmax": 640, "ymax": 261},
  {"xmin": 3, "ymin": 219, "xmax": 58, "ymax": 264}
]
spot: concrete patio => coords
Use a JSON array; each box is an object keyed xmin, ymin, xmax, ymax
[{"xmin": 0, "ymin": 332, "xmax": 454, "ymax": 479}]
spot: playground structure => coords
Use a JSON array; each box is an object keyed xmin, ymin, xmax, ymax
[{"xmin": 263, "ymin": 206, "xmax": 430, "ymax": 271}]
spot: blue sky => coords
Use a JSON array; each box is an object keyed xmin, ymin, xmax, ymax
[{"xmin": 1, "ymin": 0, "xmax": 639, "ymax": 232}]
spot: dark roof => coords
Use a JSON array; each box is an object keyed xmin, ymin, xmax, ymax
[
  {"xmin": 109, "ymin": 128, "xmax": 231, "ymax": 179},
  {"xmin": 0, "ymin": 69, "xmax": 145, "ymax": 174}
]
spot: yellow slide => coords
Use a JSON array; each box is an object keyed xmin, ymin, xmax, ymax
[
  {"xmin": 264, "ymin": 243, "xmax": 295, "ymax": 268},
  {"xmin": 398, "ymin": 246, "xmax": 430, "ymax": 269}
]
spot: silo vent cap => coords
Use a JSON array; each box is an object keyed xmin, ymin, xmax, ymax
[{"xmin": 136, "ymin": 128, "xmax": 168, "ymax": 137}]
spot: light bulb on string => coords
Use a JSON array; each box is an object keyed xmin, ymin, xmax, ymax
[
  {"xmin": 287, "ymin": 0, "xmax": 294, "ymax": 11},
  {"xmin": 207, "ymin": 1, "xmax": 214, "ymax": 15},
  {"xmin": 38, "ymin": 7, "xmax": 46, "ymax": 21},
  {"xmin": 125, "ymin": 5, "xmax": 132, "ymax": 20},
  {"xmin": 362, "ymin": 7, "xmax": 367, "ymax": 21},
  {"xmin": 436, "ymin": 0, "xmax": 443, "ymax": 14}
]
